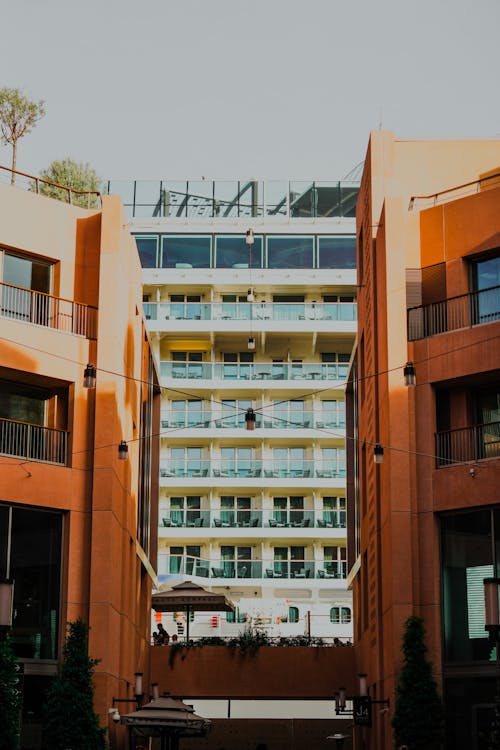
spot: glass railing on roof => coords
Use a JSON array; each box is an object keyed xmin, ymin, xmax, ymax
[
  {"xmin": 144, "ymin": 301, "xmax": 357, "ymax": 322},
  {"xmin": 106, "ymin": 179, "xmax": 359, "ymax": 220}
]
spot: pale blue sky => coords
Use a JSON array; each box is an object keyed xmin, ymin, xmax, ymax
[{"xmin": 1, "ymin": 0, "xmax": 499, "ymax": 181}]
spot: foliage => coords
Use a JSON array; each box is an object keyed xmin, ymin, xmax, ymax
[
  {"xmin": 42, "ymin": 619, "xmax": 105, "ymax": 750},
  {"xmin": 392, "ymin": 615, "xmax": 444, "ymax": 750},
  {"xmin": 0, "ymin": 87, "xmax": 45, "ymax": 179},
  {"xmin": 0, "ymin": 637, "xmax": 22, "ymax": 750},
  {"xmin": 38, "ymin": 158, "xmax": 101, "ymax": 208}
]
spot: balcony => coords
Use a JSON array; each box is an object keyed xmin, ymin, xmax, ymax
[
  {"xmin": 1, "ymin": 281, "xmax": 97, "ymax": 339},
  {"xmin": 159, "ymin": 361, "xmax": 348, "ymax": 385},
  {"xmin": 158, "ymin": 555, "xmax": 347, "ymax": 581},
  {"xmin": 160, "ymin": 410, "xmax": 345, "ymax": 431},
  {"xmin": 145, "ymin": 301, "xmax": 356, "ymax": 323},
  {"xmin": 408, "ymin": 284, "xmax": 500, "ymax": 341},
  {"xmin": 0, "ymin": 417, "xmax": 68, "ymax": 465},
  {"xmin": 435, "ymin": 421, "xmax": 500, "ymax": 467},
  {"xmin": 159, "ymin": 460, "xmax": 346, "ymax": 480},
  {"xmin": 159, "ymin": 509, "xmax": 346, "ymax": 530}
]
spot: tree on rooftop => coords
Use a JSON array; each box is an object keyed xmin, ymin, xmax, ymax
[
  {"xmin": 392, "ymin": 615, "xmax": 444, "ymax": 750},
  {"xmin": 42, "ymin": 619, "xmax": 105, "ymax": 750},
  {"xmin": 39, "ymin": 157, "xmax": 101, "ymax": 209},
  {"xmin": 0, "ymin": 87, "xmax": 45, "ymax": 184},
  {"xmin": 0, "ymin": 637, "xmax": 22, "ymax": 750}
]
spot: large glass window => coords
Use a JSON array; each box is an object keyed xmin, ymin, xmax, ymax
[
  {"xmin": 215, "ymin": 235, "xmax": 263, "ymax": 268},
  {"xmin": 441, "ymin": 508, "xmax": 500, "ymax": 663},
  {"xmin": 161, "ymin": 235, "xmax": 211, "ymax": 269},
  {"xmin": 267, "ymin": 236, "xmax": 314, "ymax": 269},
  {"xmin": 135, "ymin": 236, "xmax": 158, "ymax": 268},
  {"xmin": 0, "ymin": 505, "xmax": 62, "ymax": 660},
  {"xmin": 318, "ymin": 236, "xmax": 356, "ymax": 269},
  {"xmin": 3, "ymin": 251, "xmax": 51, "ymax": 293}
]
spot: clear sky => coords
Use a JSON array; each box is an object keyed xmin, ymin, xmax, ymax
[{"xmin": 1, "ymin": 0, "xmax": 499, "ymax": 181}]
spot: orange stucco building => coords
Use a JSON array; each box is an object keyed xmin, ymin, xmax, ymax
[
  {"xmin": 0, "ymin": 179, "xmax": 160, "ymax": 749},
  {"xmin": 348, "ymin": 132, "xmax": 500, "ymax": 749}
]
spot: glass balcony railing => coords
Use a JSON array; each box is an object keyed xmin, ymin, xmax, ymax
[
  {"xmin": 0, "ymin": 281, "xmax": 98, "ymax": 339},
  {"xmin": 158, "ymin": 509, "xmax": 347, "ymax": 529},
  {"xmin": 0, "ymin": 417, "xmax": 68, "ymax": 466},
  {"xmin": 158, "ymin": 555, "xmax": 347, "ymax": 580},
  {"xmin": 144, "ymin": 301, "xmax": 356, "ymax": 322},
  {"xmin": 106, "ymin": 179, "xmax": 359, "ymax": 220},
  {"xmin": 159, "ymin": 459, "xmax": 346, "ymax": 479},
  {"xmin": 159, "ymin": 362, "xmax": 349, "ymax": 382},
  {"xmin": 160, "ymin": 411, "xmax": 345, "ymax": 430}
]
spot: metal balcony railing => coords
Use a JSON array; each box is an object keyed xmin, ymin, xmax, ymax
[
  {"xmin": 435, "ymin": 421, "xmax": 500, "ymax": 467},
  {"xmin": 1, "ymin": 282, "xmax": 98, "ymax": 339},
  {"xmin": 157, "ymin": 555, "xmax": 347, "ymax": 580},
  {"xmin": 0, "ymin": 417, "xmax": 68, "ymax": 465},
  {"xmin": 408, "ymin": 284, "xmax": 500, "ymax": 341},
  {"xmin": 159, "ymin": 361, "xmax": 349, "ymax": 383},
  {"xmin": 160, "ymin": 410, "xmax": 345, "ymax": 430},
  {"xmin": 159, "ymin": 509, "xmax": 347, "ymax": 529},
  {"xmin": 159, "ymin": 459, "xmax": 346, "ymax": 479},
  {"xmin": 145, "ymin": 301, "xmax": 356, "ymax": 322}
]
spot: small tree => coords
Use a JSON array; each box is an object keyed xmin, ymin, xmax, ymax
[
  {"xmin": 392, "ymin": 615, "xmax": 444, "ymax": 750},
  {"xmin": 39, "ymin": 158, "xmax": 101, "ymax": 208},
  {"xmin": 0, "ymin": 637, "xmax": 22, "ymax": 750},
  {"xmin": 0, "ymin": 87, "xmax": 45, "ymax": 184},
  {"xmin": 42, "ymin": 619, "xmax": 106, "ymax": 750}
]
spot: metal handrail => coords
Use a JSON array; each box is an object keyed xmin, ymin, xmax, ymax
[
  {"xmin": 0, "ymin": 416, "xmax": 68, "ymax": 465},
  {"xmin": 0, "ymin": 164, "xmax": 102, "ymax": 207},
  {"xmin": 435, "ymin": 420, "xmax": 500, "ymax": 467}
]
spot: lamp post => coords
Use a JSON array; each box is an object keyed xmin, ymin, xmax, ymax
[{"xmin": 484, "ymin": 577, "xmax": 500, "ymax": 748}]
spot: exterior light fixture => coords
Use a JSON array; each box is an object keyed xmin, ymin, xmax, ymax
[
  {"xmin": 484, "ymin": 578, "xmax": 500, "ymax": 642},
  {"xmin": 358, "ymin": 673, "xmax": 368, "ymax": 696},
  {"xmin": 245, "ymin": 229, "xmax": 254, "ymax": 246},
  {"xmin": 334, "ymin": 675, "xmax": 389, "ymax": 727},
  {"xmin": 247, "ymin": 288, "xmax": 255, "ymax": 302},
  {"xmin": 403, "ymin": 361, "xmax": 416, "ymax": 387},
  {"xmin": 83, "ymin": 363, "xmax": 97, "ymax": 389},
  {"xmin": 326, "ymin": 734, "xmax": 350, "ymax": 749},
  {"xmin": 0, "ymin": 579, "xmax": 14, "ymax": 633},
  {"xmin": 374, "ymin": 443, "xmax": 384, "ymax": 464},
  {"xmin": 245, "ymin": 408, "xmax": 256, "ymax": 431},
  {"xmin": 134, "ymin": 672, "xmax": 144, "ymax": 700},
  {"xmin": 152, "ymin": 682, "xmax": 160, "ymax": 701},
  {"xmin": 248, "ymin": 336, "xmax": 255, "ymax": 351},
  {"xmin": 118, "ymin": 441, "xmax": 129, "ymax": 460}
]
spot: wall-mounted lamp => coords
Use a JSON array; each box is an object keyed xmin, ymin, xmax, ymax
[
  {"xmin": 247, "ymin": 288, "xmax": 255, "ymax": 302},
  {"xmin": 83, "ymin": 363, "xmax": 97, "ymax": 389},
  {"xmin": 245, "ymin": 408, "xmax": 256, "ymax": 431},
  {"xmin": 373, "ymin": 443, "xmax": 384, "ymax": 464},
  {"xmin": 118, "ymin": 441, "xmax": 129, "ymax": 460},
  {"xmin": 403, "ymin": 361, "xmax": 416, "ymax": 387},
  {"xmin": 134, "ymin": 672, "xmax": 144, "ymax": 701},
  {"xmin": 152, "ymin": 682, "xmax": 160, "ymax": 701},
  {"xmin": 245, "ymin": 229, "xmax": 254, "ymax": 246},
  {"xmin": 484, "ymin": 577, "xmax": 500, "ymax": 642},
  {"xmin": 326, "ymin": 734, "xmax": 350, "ymax": 749},
  {"xmin": 334, "ymin": 674, "xmax": 389, "ymax": 727},
  {"xmin": 248, "ymin": 337, "xmax": 255, "ymax": 351}
]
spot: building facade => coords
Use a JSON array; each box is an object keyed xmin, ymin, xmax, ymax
[
  {"xmin": 348, "ymin": 131, "xmax": 500, "ymax": 749},
  {"xmin": 0, "ymin": 178, "xmax": 160, "ymax": 749},
  {"xmin": 107, "ymin": 177, "xmax": 359, "ymax": 641}
]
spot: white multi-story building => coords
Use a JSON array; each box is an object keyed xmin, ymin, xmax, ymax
[{"xmin": 107, "ymin": 177, "xmax": 359, "ymax": 641}]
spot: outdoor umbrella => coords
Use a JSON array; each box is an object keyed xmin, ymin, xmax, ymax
[
  {"xmin": 152, "ymin": 580, "xmax": 234, "ymax": 641},
  {"xmin": 121, "ymin": 696, "xmax": 211, "ymax": 750}
]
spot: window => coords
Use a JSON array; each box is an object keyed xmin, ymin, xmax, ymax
[
  {"xmin": 272, "ymin": 400, "xmax": 308, "ymax": 428},
  {"xmin": 267, "ymin": 236, "xmax": 314, "ymax": 269},
  {"xmin": 472, "ymin": 254, "xmax": 500, "ymax": 323},
  {"xmin": 161, "ymin": 235, "xmax": 211, "ymax": 268},
  {"xmin": 2, "ymin": 250, "xmax": 52, "ymax": 323},
  {"xmin": 318, "ymin": 236, "xmax": 356, "ymax": 269},
  {"xmin": 273, "ymin": 546, "xmax": 305, "ymax": 578},
  {"xmin": 330, "ymin": 606, "xmax": 351, "ymax": 624},
  {"xmin": 0, "ymin": 504, "xmax": 62, "ymax": 660},
  {"xmin": 273, "ymin": 496, "xmax": 304, "ymax": 526},
  {"xmin": 134, "ymin": 235, "xmax": 158, "ymax": 268},
  {"xmin": 170, "ymin": 400, "xmax": 204, "ymax": 427},
  {"xmin": 168, "ymin": 497, "xmax": 201, "ymax": 526},
  {"xmin": 320, "ymin": 448, "xmax": 346, "ymax": 478},
  {"xmin": 2, "ymin": 251, "xmax": 51, "ymax": 293},
  {"xmin": 272, "ymin": 447, "xmax": 306, "ymax": 477},
  {"xmin": 215, "ymin": 235, "xmax": 263, "ymax": 268},
  {"xmin": 320, "ymin": 400, "xmax": 345, "ymax": 428},
  {"xmin": 323, "ymin": 497, "xmax": 346, "ymax": 527},
  {"xmin": 220, "ymin": 399, "xmax": 253, "ymax": 428},
  {"xmin": 220, "ymin": 447, "xmax": 253, "ymax": 477},
  {"xmin": 169, "ymin": 295, "xmax": 202, "ymax": 320},
  {"xmin": 289, "ymin": 606, "xmax": 299, "ymax": 623},
  {"xmin": 171, "ymin": 352, "xmax": 203, "ymax": 379},
  {"xmin": 169, "ymin": 545, "xmax": 201, "ymax": 575},
  {"xmin": 170, "ymin": 447, "xmax": 203, "ymax": 477},
  {"xmin": 221, "ymin": 546, "xmax": 251, "ymax": 578},
  {"xmin": 220, "ymin": 496, "xmax": 252, "ymax": 526},
  {"xmin": 324, "ymin": 546, "xmax": 347, "ymax": 578},
  {"xmin": 222, "ymin": 352, "xmax": 254, "ymax": 380}
]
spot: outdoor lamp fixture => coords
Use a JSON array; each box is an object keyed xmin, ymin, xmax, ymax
[
  {"xmin": 118, "ymin": 440, "xmax": 129, "ymax": 460},
  {"xmin": 83, "ymin": 363, "xmax": 97, "ymax": 389},
  {"xmin": 152, "ymin": 682, "xmax": 160, "ymax": 701},
  {"xmin": 134, "ymin": 672, "xmax": 144, "ymax": 701},
  {"xmin": 245, "ymin": 229, "xmax": 255, "ymax": 246},
  {"xmin": 0, "ymin": 579, "xmax": 14, "ymax": 635},
  {"xmin": 248, "ymin": 336, "xmax": 255, "ymax": 351},
  {"xmin": 373, "ymin": 443, "xmax": 384, "ymax": 464},
  {"xmin": 247, "ymin": 288, "xmax": 255, "ymax": 302},
  {"xmin": 334, "ymin": 674, "xmax": 389, "ymax": 728},
  {"xmin": 326, "ymin": 734, "xmax": 350, "ymax": 749},
  {"xmin": 245, "ymin": 407, "xmax": 256, "ymax": 431},
  {"xmin": 403, "ymin": 361, "xmax": 416, "ymax": 387},
  {"xmin": 484, "ymin": 578, "xmax": 500, "ymax": 642}
]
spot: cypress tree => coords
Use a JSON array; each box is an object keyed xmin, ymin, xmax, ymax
[
  {"xmin": 0, "ymin": 637, "xmax": 22, "ymax": 750},
  {"xmin": 392, "ymin": 615, "xmax": 444, "ymax": 749},
  {"xmin": 42, "ymin": 619, "xmax": 106, "ymax": 750}
]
